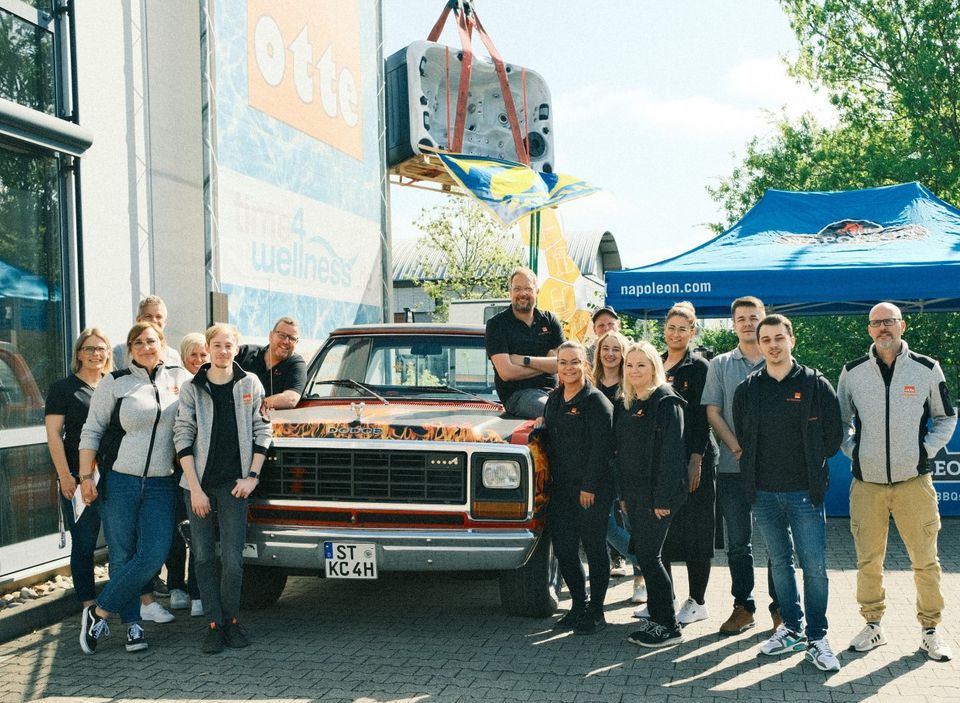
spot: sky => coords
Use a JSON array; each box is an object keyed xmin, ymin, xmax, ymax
[{"xmin": 382, "ymin": 0, "xmax": 836, "ymax": 270}]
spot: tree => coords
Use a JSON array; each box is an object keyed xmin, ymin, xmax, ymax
[
  {"xmin": 412, "ymin": 198, "xmax": 523, "ymax": 321},
  {"xmin": 709, "ymin": 0, "xmax": 960, "ymax": 227}
]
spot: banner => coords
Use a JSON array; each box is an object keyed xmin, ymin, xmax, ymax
[{"xmin": 439, "ymin": 153, "xmax": 599, "ymax": 226}]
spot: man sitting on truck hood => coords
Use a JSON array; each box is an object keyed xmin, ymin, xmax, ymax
[
  {"xmin": 236, "ymin": 316, "xmax": 307, "ymax": 411},
  {"xmin": 485, "ymin": 267, "xmax": 564, "ymax": 419}
]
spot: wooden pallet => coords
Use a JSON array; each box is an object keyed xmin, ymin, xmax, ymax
[{"xmin": 388, "ymin": 153, "xmax": 464, "ymax": 194}]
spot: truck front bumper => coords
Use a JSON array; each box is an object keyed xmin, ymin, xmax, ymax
[{"xmin": 245, "ymin": 526, "xmax": 541, "ymax": 572}]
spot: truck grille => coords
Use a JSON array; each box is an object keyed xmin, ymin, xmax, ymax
[{"xmin": 261, "ymin": 448, "xmax": 467, "ymax": 504}]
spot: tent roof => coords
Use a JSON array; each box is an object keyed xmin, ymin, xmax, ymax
[{"xmin": 605, "ymin": 182, "xmax": 960, "ymax": 317}]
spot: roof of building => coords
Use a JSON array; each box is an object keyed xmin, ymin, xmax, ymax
[{"xmin": 392, "ymin": 229, "xmax": 622, "ymax": 282}]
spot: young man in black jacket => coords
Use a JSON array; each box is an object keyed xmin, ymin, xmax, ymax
[{"xmin": 733, "ymin": 314, "xmax": 843, "ymax": 671}]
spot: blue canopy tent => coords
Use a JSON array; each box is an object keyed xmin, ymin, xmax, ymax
[
  {"xmin": 605, "ymin": 182, "xmax": 960, "ymax": 317},
  {"xmin": 605, "ymin": 182, "xmax": 960, "ymax": 516}
]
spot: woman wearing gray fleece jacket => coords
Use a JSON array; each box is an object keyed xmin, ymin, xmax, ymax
[{"xmin": 173, "ymin": 324, "xmax": 272, "ymax": 653}]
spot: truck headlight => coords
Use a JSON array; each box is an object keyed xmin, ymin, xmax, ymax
[{"xmin": 482, "ymin": 459, "xmax": 521, "ymax": 489}]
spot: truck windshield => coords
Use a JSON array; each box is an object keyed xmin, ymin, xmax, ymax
[{"xmin": 303, "ymin": 335, "xmax": 499, "ymax": 401}]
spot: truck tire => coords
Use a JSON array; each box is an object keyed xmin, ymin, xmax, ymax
[
  {"xmin": 240, "ymin": 565, "xmax": 288, "ymax": 609},
  {"xmin": 498, "ymin": 534, "xmax": 561, "ymax": 617}
]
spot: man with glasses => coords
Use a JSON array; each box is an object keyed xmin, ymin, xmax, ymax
[
  {"xmin": 485, "ymin": 267, "xmax": 564, "ymax": 419},
  {"xmin": 837, "ymin": 302, "xmax": 956, "ymax": 661},
  {"xmin": 236, "ymin": 317, "xmax": 307, "ymax": 411}
]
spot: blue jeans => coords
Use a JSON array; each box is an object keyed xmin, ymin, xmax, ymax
[
  {"xmin": 717, "ymin": 473, "xmax": 779, "ymax": 614},
  {"xmin": 753, "ymin": 490, "xmax": 829, "ymax": 641},
  {"xmin": 97, "ymin": 472, "xmax": 177, "ymax": 623},
  {"xmin": 187, "ymin": 484, "xmax": 249, "ymax": 624},
  {"xmin": 504, "ymin": 388, "xmax": 549, "ymax": 419},
  {"xmin": 60, "ymin": 493, "xmax": 101, "ymax": 603}
]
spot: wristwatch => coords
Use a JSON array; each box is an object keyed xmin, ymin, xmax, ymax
[
  {"xmin": 523, "ymin": 356, "xmax": 531, "ymax": 367},
  {"xmin": 248, "ymin": 471, "xmax": 260, "ymax": 481}
]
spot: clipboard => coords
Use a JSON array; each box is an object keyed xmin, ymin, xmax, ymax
[{"xmin": 72, "ymin": 468, "xmax": 100, "ymax": 522}]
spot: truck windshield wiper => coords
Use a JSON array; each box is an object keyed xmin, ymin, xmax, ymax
[
  {"xmin": 309, "ymin": 379, "xmax": 390, "ymax": 405},
  {"xmin": 410, "ymin": 384, "xmax": 499, "ymax": 407}
]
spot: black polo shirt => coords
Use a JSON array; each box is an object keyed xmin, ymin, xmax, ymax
[
  {"xmin": 235, "ymin": 344, "xmax": 307, "ymax": 398},
  {"xmin": 755, "ymin": 362, "xmax": 809, "ymax": 492},
  {"xmin": 485, "ymin": 306, "xmax": 564, "ymax": 405},
  {"xmin": 44, "ymin": 374, "xmax": 97, "ymax": 474}
]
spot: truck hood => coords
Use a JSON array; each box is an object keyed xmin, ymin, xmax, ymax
[{"xmin": 271, "ymin": 401, "xmax": 536, "ymax": 445}]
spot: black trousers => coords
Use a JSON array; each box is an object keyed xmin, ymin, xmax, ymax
[
  {"xmin": 633, "ymin": 507, "xmax": 678, "ymax": 629},
  {"xmin": 548, "ymin": 485, "xmax": 611, "ymax": 610}
]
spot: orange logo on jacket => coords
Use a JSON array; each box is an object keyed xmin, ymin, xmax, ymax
[
  {"xmin": 786, "ymin": 391, "xmax": 801, "ymax": 402},
  {"xmin": 566, "ymin": 406, "xmax": 579, "ymax": 416},
  {"xmin": 903, "ymin": 385, "xmax": 917, "ymax": 396},
  {"xmin": 242, "ymin": 393, "xmax": 253, "ymax": 405}
]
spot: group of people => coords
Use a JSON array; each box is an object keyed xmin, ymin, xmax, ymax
[
  {"xmin": 486, "ymin": 267, "xmax": 955, "ymax": 670},
  {"xmin": 44, "ymin": 296, "xmax": 307, "ymax": 655}
]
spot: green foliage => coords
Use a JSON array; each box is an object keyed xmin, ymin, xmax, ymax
[
  {"xmin": 698, "ymin": 327, "xmax": 739, "ymax": 358},
  {"xmin": 413, "ymin": 198, "xmax": 523, "ymax": 321},
  {"xmin": 710, "ymin": 0, "xmax": 960, "ymax": 228},
  {"xmin": 793, "ymin": 313, "xmax": 960, "ymax": 398}
]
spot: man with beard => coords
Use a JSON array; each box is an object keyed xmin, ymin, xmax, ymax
[
  {"xmin": 485, "ymin": 267, "xmax": 564, "ymax": 418},
  {"xmin": 235, "ymin": 317, "xmax": 307, "ymax": 411},
  {"xmin": 838, "ymin": 302, "xmax": 956, "ymax": 662}
]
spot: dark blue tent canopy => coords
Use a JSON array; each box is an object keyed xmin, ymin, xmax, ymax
[{"xmin": 605, "ymin": 182, "xmax": 960, "ymax": 317}]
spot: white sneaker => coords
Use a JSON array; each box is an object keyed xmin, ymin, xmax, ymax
[
  {"xmin": 676, "ymin": 598, "xmax": 709, "ymax": 625},
  {"xmin": 190, "ymin": 599, "xmax": 204, "ymax": 617},
  {"xmin": 848, "ymin": 622, "xmax": 887, "ymax": 652},
  {"xmin": 633, "ymin": 598, "xmax": 678, "ymax": 619},
  {"xmin": 631, "ymin": 577, "xmax": 648, "ymax": 604},
  {"xmin": 610, "ymin": 557, "xmax": 628, "ymax": 578},
  {"xmin": 168, "ymin": 588, "xmax": 190, "ymax": 610},
  {"xmin": 921, "ymin": 628, "xmax": 953, "ymax": 662},
  {"xmin": 759, "ymin": 624, "xmax": 807, "ymax": 655},
  {"xmin": 806, "ymin": 637, "xmax": 841, "ymax": 671},
  {"xmin": 140, "ymin": 600, "xmax": 175, "ymax": 623}
]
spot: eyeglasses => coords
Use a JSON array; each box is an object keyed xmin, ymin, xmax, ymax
[
  {"xmin": 511, "ymin": 286, "xmax": 535, "ymax": 294},
  {"xmin": 81, "ymin": 346, "xmax": 108, "ymax": 355},
  {"xmin": 273, "ymin": 331, "xmax": 299, "ymax": 344},
  {"xmin": 132, "ymin": 338, "xmax": 160, "ymax": 348},
  {"xmin": 664, "ymin": 325, "xmax": 692, "ymax": 334},
  {"xmin": 868, "ymin": 318, "xmax": 901, "ymax": 328},
  {"xmin": 558, "ymin": 359, "xmax": 583, "ymax": 367}
]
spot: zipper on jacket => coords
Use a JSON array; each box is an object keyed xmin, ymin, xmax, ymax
[
  {"xmin": 883, "ymin": 373, "xmax": 892, "ymax": 484},
  {"xmin": 141, "ymin": 368, "xmax": 163, "ymax": 478}
]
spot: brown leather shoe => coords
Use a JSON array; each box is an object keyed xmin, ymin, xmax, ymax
[
  {"xmin": 719, "ymin": 605, "xmax": 756, "ymax": 635},
  {"xmin": 771, "ymin": 608, "xmax": 783, "ymax": 631}
]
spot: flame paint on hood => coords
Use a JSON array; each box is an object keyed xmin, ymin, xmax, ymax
[{"xmin": 271, "ymin": 401, "xmax": 537, "ymax": 444}]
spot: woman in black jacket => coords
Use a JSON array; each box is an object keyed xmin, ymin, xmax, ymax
[
  {"xmin": 660, "ymin": 302, "xmax": 718, "ymax": 626},
  {"xmin": 541, "ymin": 341, "xmax": 614, "ymax": 635},
  {"xmin": 617, "ymin": 341, "xmax": 687, "ymax": 648}
]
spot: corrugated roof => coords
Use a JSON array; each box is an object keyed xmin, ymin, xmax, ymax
[{"xmin": 392, "ymin": 230, "xmax": 621, "ymax": 281}]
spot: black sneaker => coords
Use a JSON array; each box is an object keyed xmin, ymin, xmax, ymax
[
  {"xmin": 223, "ymin": 618, "xmax": 250, "ymax": 648},
  {"xmin": 574, "ymin": 609, "xmax": 606, "ymax": 635},
  {"xmin": 125, "ymin": 623, "xmax": 148, "ymax": 652},
  {"xmin": 627, "ymin": 622, "xmax": 683, "ymax": 648},
  {"xmin": 80, "ymin": 606, "xmax": 109, "ymax": 654},
  {"xmin": 152, "ymin": 577, "xmax": 169, "ymax": 598},
  {"xmin": 202, "ymin": 623, "xmax": 225, "ymax": 654},
  {"xmin": 553, "ymin": 604, "xmax": 587, "ymax": 630}
]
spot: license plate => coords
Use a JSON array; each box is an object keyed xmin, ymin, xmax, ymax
[{"xmin": 323, "ymin": 542, "xmax": 378, "ymax": 579}]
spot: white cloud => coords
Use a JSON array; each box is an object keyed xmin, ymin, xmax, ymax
[{"xmin": 726, "ymin": 57, "xmax": 837, "ymax": 125}]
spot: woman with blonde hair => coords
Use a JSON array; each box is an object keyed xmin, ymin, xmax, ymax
[
  {"xmin": 592, "ymin": 331, "xmax": 648, "ymax": 603},
  {"xmin": 660, "ymin": 301, "xmax": 718, "ymax": 626},
  {"xmin": 617, "ymin": 341, "xmax": 687, "ymax": 648},
  {"xmin": 45, "ymin": 328, "xmax": 113, "ymax": 608}
]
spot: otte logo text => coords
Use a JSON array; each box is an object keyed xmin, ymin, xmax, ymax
[{"xmin": 248, "ymin": 0, "xmax": 363, "ymax": 159}]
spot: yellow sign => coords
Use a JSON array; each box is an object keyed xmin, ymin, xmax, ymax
[{"xmin": 247, "ymin": 0, "xmax": 363, "ymax": 159}]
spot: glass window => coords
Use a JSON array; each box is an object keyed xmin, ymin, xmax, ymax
[
  {"xmin": 0, "ymin": 7, "xmax": 56, "ymax": 114},
  {"xmin": 0, "ymin": 147, "xmax": 65, "ymax": 430},
  {"xmin": 0, "ymin": 443, "xmax": 57, "ymax": 548}
]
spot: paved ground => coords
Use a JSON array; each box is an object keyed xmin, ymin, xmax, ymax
[{"xmin": 0, "ymin": 518, "xmax": 957, "ymax": 703}]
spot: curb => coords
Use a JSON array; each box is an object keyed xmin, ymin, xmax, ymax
[{"xmin": 0, "ymin": 588, "xmax": 83, "ymax": 645}]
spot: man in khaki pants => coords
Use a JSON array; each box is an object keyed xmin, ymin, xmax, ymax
[{"xmin": 837, "ymin": 302, "xmax": 956, "ymax": 661}]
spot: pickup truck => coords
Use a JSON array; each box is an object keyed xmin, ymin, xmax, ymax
[{"xmin": 242, "ymin": 324, "xmax": 560, "ymax": 616}]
